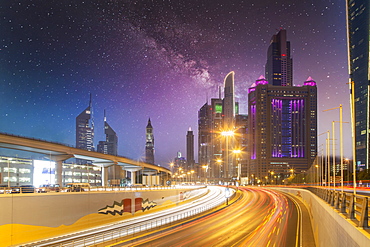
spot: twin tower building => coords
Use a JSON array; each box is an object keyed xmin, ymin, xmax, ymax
[
  {"xmin": 75, "ymin": 95, "xmax": 155, "ymax": 165},
  {"xmin": 198, "ymin": 29, "xmax": 317, "ymax": 184}
]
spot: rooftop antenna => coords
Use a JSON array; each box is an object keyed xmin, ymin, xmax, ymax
[
  {"xmin": 104, "ymin": 109, "xmax": 106, "ymax": 122},
  {"xmin": 218, "ymin": 86, "xmax": 222, "ymax": 99}
]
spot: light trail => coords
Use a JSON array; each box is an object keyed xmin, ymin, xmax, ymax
[
  {"xmin": 110, "ymin": 187, "xmax": 302, "ymax": 247},
  {"xmin": 22, "ymin": 186, "xmax": 233, "ymax": 247}
]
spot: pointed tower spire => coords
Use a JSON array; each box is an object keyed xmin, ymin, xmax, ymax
[{"xmin": 89, "ymin": 93, "xmax": 92, "ymax": 108}]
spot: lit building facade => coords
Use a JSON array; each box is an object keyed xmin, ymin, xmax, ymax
[
  {"xmin": 235, "ymin": 114, "xmax": 248, "ymax": 178},
  {"xmin": 247, "ymin": 76, "xmax": 317, "ymax": 184},
  {"xmin": 76, "ymin": 94, "xmax": 94, "ymax": 151},
  {"xmin": 347, "ymin": 0, "xmax": 370, "ymax": 170},
  {"xmin": 197, "ymin": 72, "xmax": 244, "ymax": 182},
  {"xmin": 0, "ymin": 156, "xmax": 33, "ymax": 186},
  {"xmin": 0, "ymin": 156, "xmax": 102, "ymax": 187},
  {"xmin": 145, "ymin": 118, "xmax": 155, "ymax": 164}
]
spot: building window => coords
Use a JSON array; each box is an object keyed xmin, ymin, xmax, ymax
[
  {"xmin": 4, "ymin": 167, "xmax": 17, "ymax": 173},
  {"xmin": 4, "ymin": 177, "xmax": 17, "ymax": 182},
  {"xmin": 19, "ymin": 177, "xmax": 31, "ymax": 183},
  {"xmin": 19, "ymin": 168, "xmax": 31, "ymax": 174}
]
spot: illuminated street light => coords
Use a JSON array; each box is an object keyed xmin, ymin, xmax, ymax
[
  {"xmin": 202, "ymin": 165, "xmax": 208, "ymax": 183},
  {"xmin": 233, "ymin": 149, "xmax": 242, "ymax": 183},
  {"xmin": 221, "ymin": 130, "xmax": 234, "ymax": 180}
]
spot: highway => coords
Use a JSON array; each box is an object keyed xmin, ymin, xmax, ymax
[
  {"xmin": 111, "ymin": 187, "xmax": 302, "ymax": 247},
  {"xmin": 22, "ymin": 186, "xmax": 233, "ymax": 247}
]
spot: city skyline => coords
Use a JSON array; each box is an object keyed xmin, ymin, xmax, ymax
[{"xmin": 1, "ymin": 1, "xmax": 351, "ymax": 166}]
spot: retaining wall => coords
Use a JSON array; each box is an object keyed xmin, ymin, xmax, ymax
[
  {"xmin": 0, "ymin": 187, "xmax": 203, "ymax": 246},
  {"xmin": 277, "ymin": 188, "xmax": 370, "ymax": 247}
]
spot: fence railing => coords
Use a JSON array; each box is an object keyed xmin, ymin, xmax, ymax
[
  {"xmin": 0, "ymin": 185, "xmax": 204, "ymax": 194},
  {"xmin": 309, "ymin": 187, "xmax": 369, "ymax": 228}
]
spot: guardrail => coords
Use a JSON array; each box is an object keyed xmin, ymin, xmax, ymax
[
  {"xmin": 24, "ymin": 187, "xmax": 236, "ymax": 247},
  {"xmin": 0, "ymin": 185, "xmax": 204, "ymax": 194},
  {"xmin": 309, "ymin": 187, "xmax": 369, "ymax": 228}
]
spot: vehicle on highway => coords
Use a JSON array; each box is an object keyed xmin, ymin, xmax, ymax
[
  {"xmin": 11, "ymin": 185, "xmax": 35, "ymax": 193},
  {"xmin": 0, "ymin": 185, "xmax": 11, "ymax": 194},
  {"xmin": 36, "ymin": 184, "xmax": 61, "ymax": 193},
  {"xmin": 65, "ymin": 183, "xmax": 90, "ymax": 192}
]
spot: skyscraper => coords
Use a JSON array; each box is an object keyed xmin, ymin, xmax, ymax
[
  {"xmin": 76, "ymin": 94, "xmax": 94, "ymax": 151},
  {"xmin": 97, "ymin": 110, "xmax": 118, "ymax": 156},
  {"xmin": 186, "ymin": 127, "xmax": 195, "ymax": 171},
  {"xmin": 197, "ymin": 73, "xmax": 243, "ymax": 182},
  {"xmin": 223, "ymin": 71, "xmax": 235, "ymax": 130},
  {"xmin": 347, "ymin": 0, "xmax": 370, "ymax": 170},
  {"xmin": 265, "ymin": 29, "xmax": 293, "ymax": 87},
  {"xmin": 198, "ymin": 102, "xmax": 211, "ymax": 170},
  {"xmin": 247, "ymin": 76, "xmax": 317, "ymax": 184},
  {"xmin": 145, "ymin": 118, "xmax": 155, "ymax": 164}
]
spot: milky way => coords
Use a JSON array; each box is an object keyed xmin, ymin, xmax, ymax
[{"xmin": 1, "ymin": 0, "xmax": 351, "ymax": 166}]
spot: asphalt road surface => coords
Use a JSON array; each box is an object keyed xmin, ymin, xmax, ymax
[{"xmin": 112, "ymin": 187, "xmax": 302, "ymax": 247}]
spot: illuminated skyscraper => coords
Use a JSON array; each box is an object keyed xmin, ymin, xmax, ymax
[
  {"xmin": 347, "ymin": 0, "xmax": 370, "ymax": 170},
  {"xmin": 197, "ymin": 73, "xmax": 242, "ymax": 181},
  {"xmin": 145, "ymin": 118, "xmax": 155, "ymax": 164},
  {"xmin": 76, "ymin": 94, "xmax": 94, "ymax": 151},
  {"xmin": 186, "ymin": 127, "xmax": 195, "ymax": 170},
  {"xmin": 265, "ymin": 29, "xmax": 293, "ymax": 87},
  {"xmin": 97, "ymin": 110, "xmax": 118, "ymax": 156},
  {"xmin": 247, "ymin": 76, "xmax": 317, "ymax": 184}
]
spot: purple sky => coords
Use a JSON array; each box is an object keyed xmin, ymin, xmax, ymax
[{"xmin": 1, "ymin": 0, "xmax": 351, "ymax": 167}]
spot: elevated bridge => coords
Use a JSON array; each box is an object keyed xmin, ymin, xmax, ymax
[{"xmin": 0, "ymin": 133, "xmax": 171, "ymax": 185}]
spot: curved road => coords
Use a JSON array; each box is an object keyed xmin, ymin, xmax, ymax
[{"xmin": 112, "ymin": 187, "xmax": 301, "ymax": 247}]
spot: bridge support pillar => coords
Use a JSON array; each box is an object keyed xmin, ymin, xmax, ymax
[
  {"xmin": 126, "ymin": 168, "xmax": 142, "ymax": 185},
  {"xmin": 143, "ymin": 171, "xmax": 157, "ymax": 186},
  {"xmin": 102, "ymin": 167, "xmax": 109, "ymax": 187},
  {"xmin": 56, "ymin": 161, "xmax": 63, "ymax": 186},
  {"xmin": 51, "ymin": 154, "xmax": 73, "ymax": 186}
]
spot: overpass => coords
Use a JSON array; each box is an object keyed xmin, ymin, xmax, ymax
[{"xmin": 0, "ymin": 133, "xmax": 171, "ymax": 185}]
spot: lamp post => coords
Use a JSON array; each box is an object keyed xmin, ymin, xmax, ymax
[
  {"xmin": 324, "ymin": 105, "xmax": 344, "ymax": 192},
  {"xmin": 349, "ymin": 81, "xmax": 357, "ymax": 195},
  {"xmin": 221, "ymin": 130, "xmax": 234, "ymax": 181},
  {"xmin": 326, "ymin": 131, "xmax": 330, "ymax": 189},
  {"xmin": 202, "ymin": 165, "xmax": 208, "ymax": 183},
  {"xmin": 270, "ymin": 171, "xmax": 275, "ymax": 185},
  {"xmin": 216, "ymin": 159, "xmax": 222, "ymax": 180},
  {"xmin": 170, "ymin": 163, "xmax": 174, "ymax": 173},
  {"xmin": 233, "ymin": 149, "xmax": 242, "ymax": 183}
]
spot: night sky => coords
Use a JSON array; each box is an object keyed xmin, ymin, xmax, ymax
[{"xmin": 1, "ymin": 0, "xmax": 351, "ymax": 167}]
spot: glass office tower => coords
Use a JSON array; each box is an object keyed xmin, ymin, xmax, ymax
[{"xmin": 347, "ymin": 0, "xmax": 370, "ymax": 169}]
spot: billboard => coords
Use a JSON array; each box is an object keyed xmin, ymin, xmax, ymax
[{"xmin": 33, "ymin": 160, "xmax": 56, "ymax": 187}]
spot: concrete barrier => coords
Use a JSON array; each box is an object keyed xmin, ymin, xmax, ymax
[
  {"xmin": 276, "ymin": 187, "xmax": 370, "ymax": 247},
  {"xmin": 0, "ymin": 187, "xmax": 204, "ymax": 247}
]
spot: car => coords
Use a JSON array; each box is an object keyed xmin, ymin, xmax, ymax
[
  {"xmin": 36, "ymin": 184, "xmax": 61, "ymax": 193},
  {"xmin": 11, "ymin": 185, "xmax": 35, "ymax": 194},
  {"xmin": 65, "ymin": 183, "xmax": 90, "ymax": 192},
  {"xmin": 0, "ymin": 185, "xmax": 11, "ymax": 194}
]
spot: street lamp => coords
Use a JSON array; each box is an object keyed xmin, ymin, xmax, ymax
[
  {"xmin": 202, "ymin": 165, "xmax": 208, "ymax": 183},
  {"xmin": 324, "ymin": 105, "xmax": 344, "ymax": 192},
  {"xmin": 221, "ymin": 130, "xmax": 234, "ymax": 180},
  {"xmin": 170, "ymin": 162, "xmax": 174, "ymax": 173},
  {"xmin": 233, "ymin": 149, "xmax": 242, "ymax": 182},
  {"xmin": 270, "ymin": 171, "xmax": 275, "ymax": 185}
]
